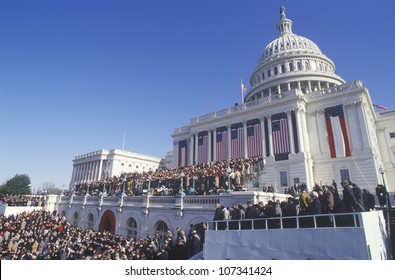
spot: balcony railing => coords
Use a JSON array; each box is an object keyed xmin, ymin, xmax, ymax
[{"xmin": 210, "ymin": 212, "xmax": 364, "ymax": 231}]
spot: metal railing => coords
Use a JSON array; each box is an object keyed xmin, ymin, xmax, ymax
[{"xmin": 210, "ymin": 212, "xmax": 363, "ymax": 231}]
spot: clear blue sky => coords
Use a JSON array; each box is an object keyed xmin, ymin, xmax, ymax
[{"xmin": 1, "ymin": 0, "xmax": 394, "ymax": 191}]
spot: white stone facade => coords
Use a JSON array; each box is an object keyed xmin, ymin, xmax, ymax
[
  {"xmin": 69, "ymin": 149, "xmax": 161, "ymax": 190},
  {"xmin": 171, "ymin": 8, "xmax": 395, "ymax": 192}
]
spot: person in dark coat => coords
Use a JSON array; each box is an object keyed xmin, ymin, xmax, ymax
[
  {"xmin": 213, "ymin": 203, "xmax": 225, "ymax": 230},
  {"xmin": 341, "ymin": 180, "xmax": 357, "ymax": 213},
  {"xmin": 245, "ymin": 201, "xmax": 256, "ymax": 219},
  {"xmin": 307, "ymin": 191, "xmax": 321, "ymax": 215},
  {"xmin": 321, "ymin": 185, "xmax": 334, "ymax": 214},
  {"xmin": 351, "ymin": 183, "xmax": 365, "ymax": 212},
  {"xmin": 363, "ymin": 189, "xmax": 375, "ymax": 211}
]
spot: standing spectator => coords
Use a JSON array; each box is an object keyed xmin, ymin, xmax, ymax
[
  {"xmin": 363, "ymin": 189, "xmax": 375, "ymax": 211},
  {"xmin": 321, "ymin": 186, "xmax": 334, "ymax": 214},
  {"xmin": 351, "ymin": 183, "xmax": 365, "ymax": 212},
  {"xmin": 307, "ymin": 191, "xmax": 321, "ymax": 215},
  {"xmin": 213, "ymin": 203, "xmax": 224, "ymax": 229},
  {"xmin": 341, "ymin": 180, "xmax": 357, "ymax": 213}
]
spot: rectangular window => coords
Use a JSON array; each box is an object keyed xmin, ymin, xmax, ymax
[
  {"xmin": 268, "ymin": 70, "xmax": 271, "ymax": 77},
  {"xmin": 340, "ymin": 169, "xmax": 350, "ymax": 182},
  {"xmin": 390, "ymin": 132, "xmax": 395, "ymax": 138},
  {"xmin": 280, "ymin": 171, "xmax": 288, "ymax": 187},
  {"xmin": 274, "ymin": 67, "xmax": 278, "ymax": 75},
  {"xmin": 289, "ymin": 63, "xmax": 294, "ymax": 72},
  {"xmin": 281, "ymin": 64, "xmax": 286, "ymax": 73}
]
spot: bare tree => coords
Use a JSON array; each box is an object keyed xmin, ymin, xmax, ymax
[{"xmin": 41, "ymin": 181, "xmax": 63, "ymax": 195}]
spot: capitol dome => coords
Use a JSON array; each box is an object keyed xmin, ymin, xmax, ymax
[{"xmin": 244, "ymin": 6, "xmax": 345, "ymax": 103}]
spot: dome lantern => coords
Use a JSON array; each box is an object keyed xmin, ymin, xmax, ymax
[{"xmin": 276, "ymin": 5, "xmax": 293, "ymax": 35}]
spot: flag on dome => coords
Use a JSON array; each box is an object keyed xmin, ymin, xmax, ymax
[
  {"xmin": 241, "ymin": 80, "xmax": 247, "ymax": 95},
  {"xmin": 373, "ymin": 104, "xmax": 388, "ymax": 110}
]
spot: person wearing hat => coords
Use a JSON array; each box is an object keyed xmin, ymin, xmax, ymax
[{"xmin": 306, "ymin": 191, "xmax": 321, "ymax": 215}]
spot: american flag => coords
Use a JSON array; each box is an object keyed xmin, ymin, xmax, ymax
[
  {"xmin": 324, "ymin": 105, "xmax": 351, "ymax": 158},
  {"xmin": 197, "ymin": 131, "xmax": 208, "ymax": 164},
  {"xmin": 231, "ymin": 124, "xmax": 244, "ymax": 159},
  {"xmin": 247, "ymin": 120, "xmax": 262, "ymax": 157},
  {"xmin": 216, "ymin": 127, "xmax": 228, "ymax": 161},
  {"xmin": 272, "ymin": 113, "xmax": 290, "ymax": 155},
  {"xmin": 178, "ymin": 140, "xmax": 188, "ymax": 167},
  {"xmin": 241, "ymin": 80, "xmax": 247, "ymax": 95}
]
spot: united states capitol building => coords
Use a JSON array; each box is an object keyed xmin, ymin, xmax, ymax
[
  {"xmin": 172, "ymin": 7, "xmax": 395, "ymax": 192},
  {"xmin": 58, "ymin": 7, "xmax": 395, "ymax": 252}
]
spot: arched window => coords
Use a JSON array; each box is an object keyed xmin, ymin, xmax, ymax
[
  {"xmin": 297, "ymin": 62, "xmax": 302, "ymax": 71},
  {"xmin": 72, "ymin": 212, "xmax": 79, "ymax": 227},
  {"xmin": 126, "ymin": 218, "xmax": 138, "ymax": 239},
  {"xmin": 87, "ymin": 213, "xmax": 94, "ymax": 230},
  {"xmin": 305, "ymin": 61, "xmax": 309, "ymax": 70},
  {"xmin": 155, "ymin": 220, "xmax": 169, "ymax": 243},
  {"xmin": 289, "ymin": 63, "xmax": 294, "ymax": 72}
]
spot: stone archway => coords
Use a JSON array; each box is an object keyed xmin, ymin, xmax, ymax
[{"xmin": 99, "ymin": 210, "xmax": 116, "ymax": 234}]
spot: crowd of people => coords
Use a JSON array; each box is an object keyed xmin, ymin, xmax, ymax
[
  {"xmin": 0, "ymin": 210, "xmax": 205, "ymax": 260},
  {"xmin": 0, "ymin": 195, "xmax": 45, "ymax": 207},
  {"xmin": 213, "ymin": 179, "xmax": 384, "ymax": 230},
  {"xmin": 0, "ymin": 177, "xmax": 391, "ymax": 260},
  {"xmin": 69, "ymin": 157, "xmax": 264, "ymax": 197}
]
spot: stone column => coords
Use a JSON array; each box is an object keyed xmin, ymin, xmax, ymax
[
  {"xmin": 189, "ymin": 134, "xmax": 195, "ymax": 165},
  {"xmin": 267, "ymin": 116, "xmax": 273, "ymax": 157},
  {"xmin": 213, "ymin": 129, "xmax": 217, "ymax": 162},
  {"xmin": 98, "ymin": 159, "xmax": 103, "ymax": 181},
  {"xmin": 75, "ymin": 164, "xmax": 81, "ymax": 183},
  {"xmin": 194, "ymin": 134, "xmax": 198, "ymax": 164},
  {"xmin": 243, "ymin": 121, "xmax": 248, "ymax": 158},
  {"xmin": 208, "ymin": 130, "xmax": 212, "ymax": 162},
  {"xmin": 295, "ymin": 110, "xmax": 304, "ymax": 153},
  {"xmin": 227, "ymin": 125, "xmax": 231, "ymax": 159},
  {"xmin": 70, "ymin": 165, "xmax": 76, "ymax": 186},
  {"xmin": 260, "ymin": 117, "xmax": 266, "ymax": 157},
  {"xmin": 287, "ymin": 111, "xmax": 295, "ymax": 154}
]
